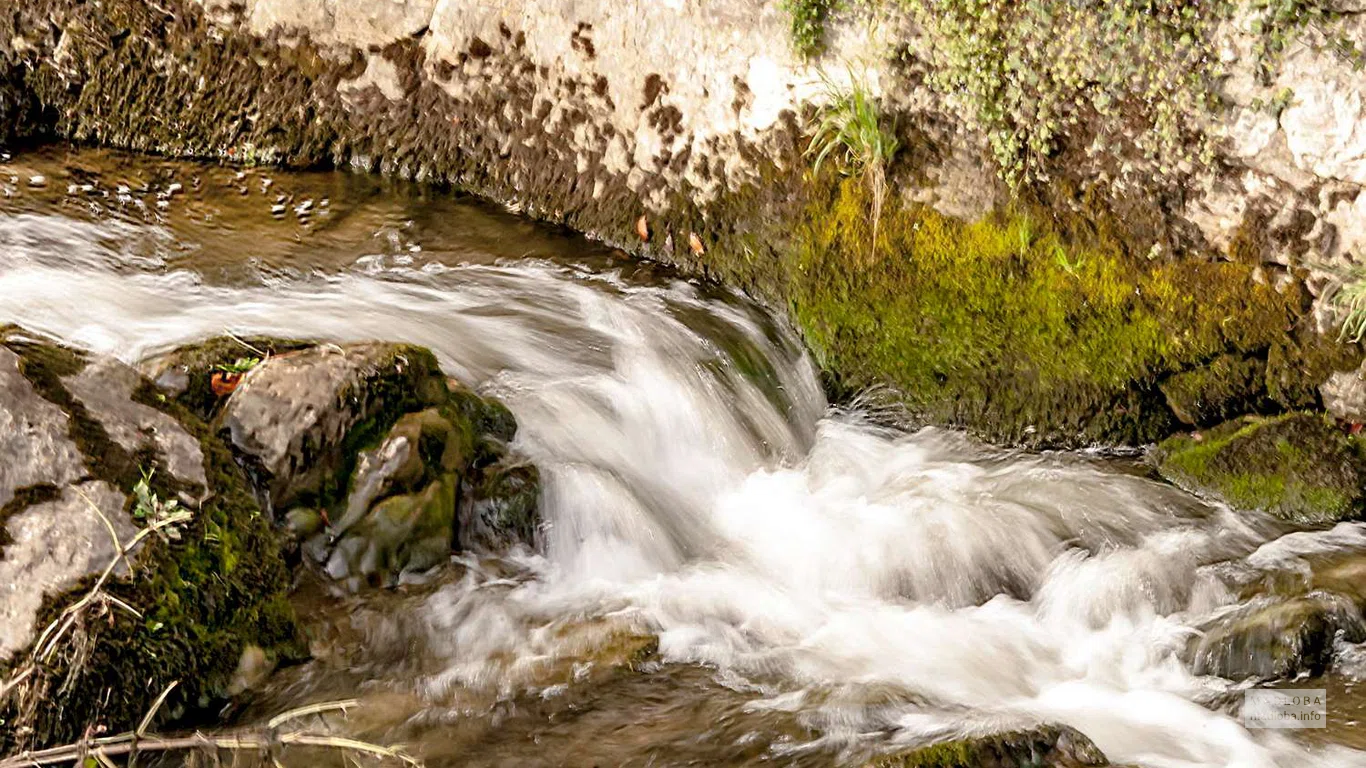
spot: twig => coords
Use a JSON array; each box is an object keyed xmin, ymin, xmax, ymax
[
  {"xmin": 224, "ymin": 332, "xmax": 267, "ymax": 358},
  {"xmin": 0, "ymin": 725, "xmax": 421, "ymax": 767},
  {"xmin": 266, "ymin": 699, "xmax": 359, "ymax": 730}
]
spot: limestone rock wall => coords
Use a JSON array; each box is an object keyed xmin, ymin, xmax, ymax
[{"xmin": 7, "ymin": 1, "xmax": 1366, "ymax": 446}]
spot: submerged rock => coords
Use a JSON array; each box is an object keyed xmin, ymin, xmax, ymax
[
  {"xmin": 865, "ymin": 725, "xmax": 1108, "ymax": 767},
  {"xmin": 1153, "ymin": 413, "xmax": 1365, "ymax": 525},
  {"xmin": 0, "ymin": 330, "xmax": 300, "ymax": 753},
  {"xmin": 1186, "ymin": 595, "xmax": 1365, "ymax": 681}
]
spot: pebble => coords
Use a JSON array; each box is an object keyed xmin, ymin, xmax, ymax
[{"xmin": 27, "ymin": 175, "xmax": 46, "ymax": 187}]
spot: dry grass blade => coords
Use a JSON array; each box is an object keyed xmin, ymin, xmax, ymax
[
  {"xmin": 138, "ymin": 681, "xmax": 179, "ymax": 737},
  {"xmin": 267, "ymin": 699, "xmax": 361, "ymax": 730}
]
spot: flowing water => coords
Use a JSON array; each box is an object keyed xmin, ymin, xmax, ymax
[{"xmin": 3, "ymin": 146, "xmax": 1366, "ymax": 767}]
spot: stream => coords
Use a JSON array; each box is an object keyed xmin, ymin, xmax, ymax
[{"xmin": 2, "ymin": 146, "xmax": 1366, "ymax": 767}]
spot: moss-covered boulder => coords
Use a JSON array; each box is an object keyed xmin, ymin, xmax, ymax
[
  {"xmin": 1153, "ymin": 413, "xmax": 1365, "ymax": 525},
  {"xmin": 195, "ymin": 340, "xmax": 540, "ymax": 588},
  {"xmin": 0, "ymin": 329, "xmax": 300, "ymax": 752},
  {"xmin": 864, "ymin": 725, "xmax": 1108, "ymax": 767}
]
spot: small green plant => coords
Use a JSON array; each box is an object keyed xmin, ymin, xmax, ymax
[
  {"xmin": 782, "ymin": 0, "xmax": 838, "ymax": 58},
  {"xmin": 1330, "ymin": 266, "xmax": 1366, "ymax": 343},
  {"xmin": 214, "ymin": 356, "xmax": 261, "ymax": 374},
  {"xmin": 808, "ymin": 71, "xmax": 899, "ymax": 258},
  {"xmin": 133, "ymin": 468, "xmax": 187, "ymax": 541}
]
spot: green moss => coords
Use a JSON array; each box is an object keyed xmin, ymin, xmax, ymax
[
  {"xmin": 1156, "ymin": 413, "xmax": 1364, "ymax": 524},
  {"xmin": 866, "ymin": 725, "xmax": 1106, "ymax": 767},
  {"xmin": 787, "ymin": 178, "xmax": 1307, "ymax": 446},
  {"xmin": 1159, "ymin": 354, "xmax": 1269, "ymax": 428}
]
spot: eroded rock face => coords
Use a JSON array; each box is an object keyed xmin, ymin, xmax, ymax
[
  {"xmin": 1154, "ymin": 413, "xmax": 1364, "ymax": 525},
  {"xmin": 1188, "ymin": 595, "xmax": 1365, "ymax": 681},
  {"xmin": 0, "ymin": 331, "xmax": 300, "ymax": 754}
]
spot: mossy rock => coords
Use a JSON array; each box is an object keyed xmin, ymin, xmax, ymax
[
  {"xmin": 1158, "ymin": 354, "xmax": 1268, "ymax": 428},
  {"xmin": 865, "ymin": 725, "xmax": 1108, "ymax": 767},
  {"xmin": 0, "ymin": 332, "xmax": 301, "ymax": 752},
  {"xmin": 787, "ymin": 177, "xmax": 1320, "ymax": 448},
  {"xmin": 219, "ymin": 342, "xmax": 449, "ymax": 513},
  {"xmin": 1154, "ymin": 413, "xmax": 1365, "ymax": 525},
  {"xmin": 139, "ymin": 335, "xmax": 314, "ymax": 421}
]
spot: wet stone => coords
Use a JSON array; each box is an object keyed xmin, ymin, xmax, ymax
[
  {"xmin": 0, "ymin": 481, "xmax": 132, "ymax": 661},
  {"xmin": 864, "ymin": 724, "xmax": 1109, "ymax": 767},
  {"xmin": 0, "ymin": 345, "xmax": 85, "ymax": 507},
  {"xmin": 63, "ymin": 355, "xmax": 208, "ymax": 491}
]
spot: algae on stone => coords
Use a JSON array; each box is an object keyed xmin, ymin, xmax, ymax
[
  {"xmin": 864, "ymin": 724, "xmax": 1108, "ymax": 767},
  {"xmin": 787, "ymin": 178, "xmax": 1315, "ymax": 447},
  {"xmin": 1154, "ymin": 413, "xmax": 1364, "ymax": 525}
]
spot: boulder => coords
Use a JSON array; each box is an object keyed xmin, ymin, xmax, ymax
[
  {"xmin": 219, "ymin": 342, "xmax": 448, "ymax": 512},
  {"xmin": 1153, "ymin": 413, "xmax": 1365, "ymax": 525},
  {"xmin": 1186, "ymin": 595, "xmax": 1365, "ymax": 681},
  {"xmin": 865, "ymin": 725, "xmax": 1108, "ymax": 767},
  {"xmin": 193, "ymin": 340, "xmax": 541, "ymax": 587},
  {"xmin": 0, "ymin": 330, "xmax": 300, "ymax": 753}
]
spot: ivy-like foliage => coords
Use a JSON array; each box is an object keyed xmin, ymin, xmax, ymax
[{"xmin": 783, "ymin": 0, "xmax": 839, "ymax": 58}]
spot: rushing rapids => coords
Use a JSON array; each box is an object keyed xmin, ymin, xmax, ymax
[{"xmin": 1, "ymin": 148, "xmax": 1365, "ymax": 767}]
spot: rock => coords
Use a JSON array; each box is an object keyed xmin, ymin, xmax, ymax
[
  {"xmin": 0, "ymin": 331, "xmax": 300, "ymax": 753},
  {"xmin": 138, "ymin": 335, "xmax": 313, "ymax": 420},
  {"xmin": 1154, "ymin": 413, "xmax": 1364, "ymax": 525},
  {"xmin": 1187, "ymin": 595, "xmax": 1365, "ymax": 680},
  {"xmin": 0, "ymin": 481, "xmax": 131, "ymax": 660},
  {"xmin": 320, "ymin": 387, "xmax": 538, "ymax": 587},
  {"xmin": 63, "ymin": 355, "xmax": 208, "ymax": 491},
  {"xmin": 0, "ymin": 345, "xmax": 85, "ymax": 507},
  {"xmin": 333, "ymin": 408, "xmax": 462, "ymax": 536},
  {"xmin": 1158, "ymin": 354, "xmax": 1267, "ymax": 428},
  {"xmin": 220, "ymin": 342, "xmax": 448, "ymax": 512},
  {"xmin": 864, "ymin": 725, "xmax": 1108, "ymax": 767},
  {"xmin": 1322, "ymin": 361, "xmax": 1366, "ymax": 423},
  {"xmin": 462, "ymin": 460, "xmax": 541, "ymax": 552},
  {"xmin": 326, "ymin": 473, "xmax": 458, "ymax": 586}
]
